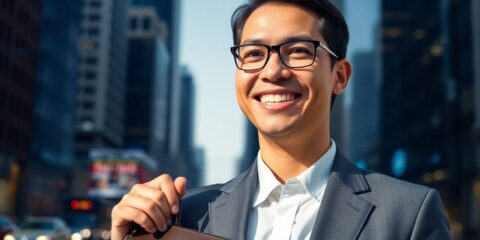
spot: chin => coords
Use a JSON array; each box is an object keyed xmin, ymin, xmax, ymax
[{"xmin": 257, "ymin": 123, "xmax": 298, "ymax": 138}]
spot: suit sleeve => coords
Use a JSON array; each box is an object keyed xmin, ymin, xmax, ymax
[{"xmin": 409, "ymin": 189, "xmax": 452, "ymax": 240}]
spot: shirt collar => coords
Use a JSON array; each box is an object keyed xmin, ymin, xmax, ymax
[
  {"xmin": 254, "ymin": 152, "xmax": 283, "ymax": 207},
  {"xmin": 253, "ymin": 140, "xmax": 337, "ymax": 207}
]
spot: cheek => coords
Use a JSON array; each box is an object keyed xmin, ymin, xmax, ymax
[
  {"xmin": 235, "ymin": 73, "xmax": 253, "ymax": 114},
  {"xmin": 304, "ymin": 73, "xmax": 334, "ymax": 111},
  {"xmin": 235, "ymin": 71, "xmax": 262, "ymax": 127},
  {"xmin": 235, "ymin": 71, "xmax": 257, "ymax": 98},
  {"xmin": 313, "ymin": 66, "xmax": 335, "ymax": 94}
]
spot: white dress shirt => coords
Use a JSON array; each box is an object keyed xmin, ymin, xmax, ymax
[{"xmin": 247, "ymin": 140, "xmax": 336, "ymax": 240}]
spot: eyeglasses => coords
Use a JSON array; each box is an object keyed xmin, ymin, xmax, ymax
[{"xmin": 230, "ymin": 40, "xmax": 339, "ymax": 71}]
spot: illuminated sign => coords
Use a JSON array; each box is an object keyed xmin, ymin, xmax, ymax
[
  {"xmin": 70, "ymin": 200, "xmax": 93, "ymax": 211},
  {"xmin": 87, "ymin": 149, "xmax": 158, "ymax": 198},
  {"xmin": 89, "ymin": 161, "xmax": 140, "ymax": 198}
]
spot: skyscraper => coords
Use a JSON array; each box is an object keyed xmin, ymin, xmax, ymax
[
  {"xmin": 131, "ymin": 0, "xmax": 182, "ymax": 158},
  {"xmin": 474, "ymin": 0, "xmax": 480, "ymax": 158},
  {"xmin": 473, "ymin": 1, "xmax": 480, "ymax": 237},
  {"xmin": 0, "ymin": 0, "xmax": 41, "ymax": 216},
  {"xmin": 124, "ymin": 6, "xmax": 170, "ymax": 160},
  {"xmin": 24, "ymin": 0, "xmax": 82, "ymax": 216},
  {"xmin": 130, "ymin": 0, "xmax": 180, "ymax": 52},
  {"xmin": 380, "ymin": 0, "xmax": 475, "ymax": 237},
  {"xmin": 349, "ymin": 50, "xmax": 380, "ymax": 169},
  {"xmin": 193, "ymin": 147, "xmax": 205, "ymax": 188},
  {"xmin": 175, "ymin": 66, "xmax": 198, "ymax": 186},
  {"xmin": 74, "ymin": 0, "xmax": 129, "ymax": 194},
  {"xmin": 75, "ymin": 0, "xmax": 129, "ymax": 159}
]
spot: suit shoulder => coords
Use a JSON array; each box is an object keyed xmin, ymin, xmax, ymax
[
  {"xmin": 363, "ymin": 170, "xmax": 433, "ymax": 206},
  {"xmin": 183, "ymin": 184, "xmax": 224, "ymax": 205},
  {"xmin": 182, "ymin": 168, "xmax": 253, "ymax": 207},
  {"xmin": 361, "ymin": 171, "xmax": 450, "ymax": 238},
  {"xmin": 179, "ymin": 184, "xmax": 224, "ymax": 229}
]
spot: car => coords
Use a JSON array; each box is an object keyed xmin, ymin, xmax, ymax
[
  {"xmin": 0, "ymin": 215, "xmax": 18, "ymax": 240},
  {"xmin": 4, "ymin": 217, "xmax": 70, "ymax": 240}
]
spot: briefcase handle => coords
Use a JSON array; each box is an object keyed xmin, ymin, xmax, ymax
[{"xmin": 124, "ymin": 211, "xmax": 180, "ymax": 240}]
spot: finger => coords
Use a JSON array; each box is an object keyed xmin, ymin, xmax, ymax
[
  {"xmin": 129, "ymin": 184, "xmax": 172, "ymax": 222},
  {"xmin": 174, "ymin": 176, "xmax": 187, "ymax": 198},
  {"xmin": 156, "ymin": 192, "xmax": 173, "ymax": 226},
  {"xmin": 146, "ymin": 174, "xmax": 180, "ymax": 214},
  {"xmin": 171, "ymin": 177, "xmax": 187, "ymax": 214},
  {"xmin": 111, "ymin": 203, "xmax": 157, "ymax": 234},
  {"xmin": 121, "ymin": 193, "xmax": 168, "ymax": 232},
  {"xmin": 111, "ymin": 204, "xmax": 133, "ymax": 240}
]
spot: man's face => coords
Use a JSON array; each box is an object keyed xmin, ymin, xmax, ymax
[{"xmin": 235, "ymin": 2, "xmax": 338, "ymax": 139}]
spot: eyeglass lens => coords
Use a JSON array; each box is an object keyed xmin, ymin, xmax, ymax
[{"xmin": 234, "ymin": 41, "xmax": 317, "ymax": 70}]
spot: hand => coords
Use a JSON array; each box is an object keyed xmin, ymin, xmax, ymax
[{"xmin": 110, "ymin": 174, "xmax": 187, "ymax": 240}]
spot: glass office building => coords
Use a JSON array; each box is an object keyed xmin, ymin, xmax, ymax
[
  {"xmin": 380, "ymin": 0, "xmax": 477, "ymax": 238},
  {"xmin": 0, "ymin": 0, "xmax": 41, "ymax": 216},
  {"xmin": 24, "ymin": 0, "xmax": 82, "ymax": 216}
]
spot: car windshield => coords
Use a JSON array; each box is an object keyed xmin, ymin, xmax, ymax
[
  {"xmin": 21, "ymin": 221, "xmax": 54, "ymax": 230},
  {"xmin": 66, "ymin": 213, "xmax": 95, "ymax": 228}
]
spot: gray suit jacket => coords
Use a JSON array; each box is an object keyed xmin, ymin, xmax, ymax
[{"xmin": 179, "ymin": 151, "xmax": 451, "ymax": 240}]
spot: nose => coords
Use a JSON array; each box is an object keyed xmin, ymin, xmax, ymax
[{"xmin": 259, "ymin": 51, "xmax": 291, "ymax": 82}]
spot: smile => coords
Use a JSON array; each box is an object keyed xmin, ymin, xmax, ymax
[{"xmin": 259, "ymin": 93, "xmax": 300, "ymax": 105}]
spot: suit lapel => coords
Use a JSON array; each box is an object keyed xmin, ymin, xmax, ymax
[
  {"xmin": 310, "ymin": 151, "xmax": 375, "ymax": 240},
  {"xmin": 208, "ymin": 161, "xmax": 258, "ymax": 239}
]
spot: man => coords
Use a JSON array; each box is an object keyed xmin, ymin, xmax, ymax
[{"xmin": 111, "ymin": 0, "xmax": 451, "ymax": 239}]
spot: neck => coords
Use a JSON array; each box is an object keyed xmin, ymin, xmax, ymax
[{"xmin": 258, "ymin": 130, "xmax": 331, "ymax": 184}]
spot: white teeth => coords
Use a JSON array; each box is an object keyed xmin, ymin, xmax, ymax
[
  {"xmin": 259, "ymin": 94, "xmax": 297, "ymax": 104},
  {"xmin": 275, "ymin": 95, "xmax": 281, "ymax": 102}
]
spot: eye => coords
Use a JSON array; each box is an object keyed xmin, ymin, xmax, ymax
[
  {"xmin": 247, "ymin": 51, "xmax": 263, "ymax": 57},
  {"xmin": 246, "ymin": 50, "xmax": 264, "ymax": 57},
  {"xmin": 240, "ymin": 48, "xmax": 266, "ymax": 63},
  {"xmin": 289, "ymin": 47, "xmax": 313, "ymax": 56}
]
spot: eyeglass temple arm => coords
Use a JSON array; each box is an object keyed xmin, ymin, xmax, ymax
[{"xmin": 319, "ymin": 42, "xmax": 339, "ymax": 59}]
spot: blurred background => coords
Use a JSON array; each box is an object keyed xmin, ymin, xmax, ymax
[{"xmin": 0, "ymin": 0, "xmax": 479, "ymax": 239}]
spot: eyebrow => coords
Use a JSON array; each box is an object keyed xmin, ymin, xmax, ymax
[{"xmin": 240, "ymin": 35, "xmax": 316, "ymax": 45}]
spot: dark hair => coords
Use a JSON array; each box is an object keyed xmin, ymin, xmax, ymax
[
  {"xmin": 231, "ymin": 0, "xmax": 349, "ymax": 62},
  {"xmin": 231, "ymin": 0, "xmax": 349, "ymax": 108}
]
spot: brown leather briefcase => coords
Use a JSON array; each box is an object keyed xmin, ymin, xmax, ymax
[{"xmin": 124, "ymin": 224, "xmax": 228, "ymax": 240}]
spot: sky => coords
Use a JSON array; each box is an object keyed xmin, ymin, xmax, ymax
[
  {"xmin": 180, "ymin": 0, "xmax": 246, "ymax": 184},
  {"xmin": 179, "ymin": 0, "xmax": 380, "ymax": 185}
]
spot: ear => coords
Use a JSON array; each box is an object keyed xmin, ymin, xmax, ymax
[{"xmin": 332, "ymin": 59, "xmax": 352, "ymax": 96}]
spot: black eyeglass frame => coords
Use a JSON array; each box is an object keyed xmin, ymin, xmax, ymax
[{"xmin": 230, "ymin": 40, "xmax": 339, "ymax": 71}]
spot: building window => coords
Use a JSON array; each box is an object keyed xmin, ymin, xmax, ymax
[
  {"xmin": 85, "ymin": 56, "xmax": 98, "ymax": 65},
  {"xmin": 0, "ymin": 53, "xmax": 4, "ymax": 75},
  {"xmin": 90, "ymin": 0, "xmax": 101, "ymax": 8},
  {"xmin": 84, "ymin": 71, "xmax": 96, "ymax": 80},
  {"xmin": 82, "ymin": 101, "xmax": 94, "ymax": 110},
  {"xmin": 130, "ymin": 18, "xmax": 137, "ymax": 30},
  {"xmin": 89, "ymin": 14, "xmax": 101, "ymax": 22},
  {"xmin": 142, "ymin": 17, "xmax": 151, "ymax": 30},
  {"xmin": 0, "ymin": 21, "xmax": 6, "ymax": 45},
  {"xmin": 83, "ymin": 86, "xmax": 96, "ymax": 95},
  {"xmin": 80, "ymin": 120, "xmax": 95, "ymax": 132},
  {"xmin": 87, "ymin": 28, "xmax": 100, "ymax": 36},
  {"xmin": 80, "ymin": 40, "xmax": 97, "ymax": 50},
  {"xmin": 76, "ymin": 133, "xmax": 94, "ymax": 142},
  {"xmin": 0, "ymin": 88, "xmax": 5, "ymax": 113}
]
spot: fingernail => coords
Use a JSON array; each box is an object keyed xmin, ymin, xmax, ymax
[
  {"xmin": 160, "ymin": 224, "xmax": 167, "ymax": 232},
  {"xmin": 171, "ymin": 205, "xmax": 178, "ymax": 214},
  {"xmin": 167, "ymin": 219, "xmax": 172, "ymax": 226}
]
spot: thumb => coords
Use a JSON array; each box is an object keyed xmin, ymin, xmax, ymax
[{"xmin": 174, "ymin": 176, "xmax": 187, "ymax": 198}]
